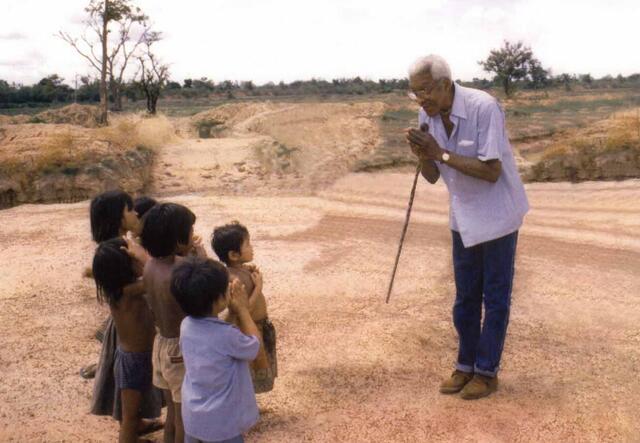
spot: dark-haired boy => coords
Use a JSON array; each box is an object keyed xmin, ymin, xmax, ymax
[
  {"xmin": 212, "ymin": 221, "xmax": 277, "ymax": 393},
  {"xmin": 92, "ymin": 238, "xmax": 161, "ymax": 443},
  {"xmin": 141, "ymin": 202, "xmax": 196, "ymax": 443},
  {"xmin": 171, "ymin": 257, "xmax": 261, "ymax": 443}
]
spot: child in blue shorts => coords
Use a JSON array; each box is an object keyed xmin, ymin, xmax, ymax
[{"xmin": 92, "ymin": 237, "xmax": 158, "ymax": 442}]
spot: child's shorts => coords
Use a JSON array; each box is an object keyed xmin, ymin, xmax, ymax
[
  {"xmin": 152, "ymin": 335, "xmax": 185, "ymax": 402},
  {"xmin": 114, "ymin": 347, "xmax": 153, "ymax": 392},
  {"xmin": 251, "ymin": 318, "xmax": 277, "ymax": 394}
]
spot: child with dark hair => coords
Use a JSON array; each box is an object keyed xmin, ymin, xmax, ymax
[
  {"xmin": 171, "ymin": 257, "xmax": 261, "ymax": 443},
  {"xmin": 212, "ymin": 221, "xmax": 277, "ymax": 394},
  {"xmin": 90, "ymin": 190, "xmax": 139, "ymax": 243},
  {"xmin": 133, "ymin": 196, "xmax": 157, "ymax": 220},
  {"xmin": 92, "ymin": 238, "xmax": 160, "ymax": 443},
  {"xmin": 141, "ymin": 202, "xmax": 197, "ymax": 443}
]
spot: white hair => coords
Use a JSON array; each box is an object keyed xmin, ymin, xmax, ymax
[{"xmin": 408, "ymin": 55, "xmax": 452, "ymax": 81}]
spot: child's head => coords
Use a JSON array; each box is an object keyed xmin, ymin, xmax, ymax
[
  {"xmin": 90, "ymin": 190, "xmax": 137, "ymax": 243},
  {"xmin": 132, "ymin": 196, "xmax": 158, "ymax": 236},
  {"xmin": 133, "ymin": 196, "xmax": 157, "ymax": 219},
  {"xmin": 92, "ymin": 237, "xmax": 137, "ymax": 307},
  {"xmin": 141, "ymin": 203, "xmax": 196, "ymax": 258},
  {"xmin": 171, "ymin": 257, "xmax": 229, "ymax": 318},
  {"xmin": 211, "ymin": 221, "xmax": 253, "ymax": 265}
]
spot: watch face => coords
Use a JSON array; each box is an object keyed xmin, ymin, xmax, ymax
[{"xmin": 442, "ymin": 152, "xmax": 450, "ymax": 162}]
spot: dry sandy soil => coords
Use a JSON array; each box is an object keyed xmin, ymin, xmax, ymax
[{"xmin": 1, "ymin": 161, "xmax": 639, "ymax": 441}]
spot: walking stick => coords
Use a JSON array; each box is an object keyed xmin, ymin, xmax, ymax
[{"xmin": 385, "ymin": 122, "xmax": 428, "ymax": 304}]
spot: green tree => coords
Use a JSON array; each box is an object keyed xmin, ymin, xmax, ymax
[
  {"xmin": 479, "ymin": 41, "xmax": 536, "ymax": 97},
  {"xmin": 526, "ymin": 59, "xmax": 550, "ymax": 89}
]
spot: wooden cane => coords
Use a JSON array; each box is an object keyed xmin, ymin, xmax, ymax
[{"xmin": 385, "ymin": 122, "xmax": 429, "ymax": 303}]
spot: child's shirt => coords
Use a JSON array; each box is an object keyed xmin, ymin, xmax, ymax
[{"xmin": 180, "ymin": 316, "xmax": 260, "ymax": 442}]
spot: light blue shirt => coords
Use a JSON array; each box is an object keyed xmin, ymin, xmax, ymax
[
  {"xmin": 180, "ymin": 316, "xmax": 260, "ymax": 442},
  {"xmin": 419, "ymin": 83, "xmax": 529, "ymax": 247}
]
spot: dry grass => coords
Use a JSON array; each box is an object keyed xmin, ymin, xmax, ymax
[
  {"xmin": 97, "ymin": 113, "xmax": 177, "ymax": 151},
  {"xmin": 0, "ymin": 114, "xmax": 176, "ymax": 179},
  {"xmin": 541, "ymin": 108, "xmax": 640, "ymax": 160}
]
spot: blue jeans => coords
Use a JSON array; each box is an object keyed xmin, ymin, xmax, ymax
[{"xmin": 451, "ymin": 230, "xmax": 518, "ymax": 377}]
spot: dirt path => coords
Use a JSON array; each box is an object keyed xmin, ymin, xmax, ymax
[{"xmin": 1, "ymin": 173, "xmax": 639, "ymax": 442}]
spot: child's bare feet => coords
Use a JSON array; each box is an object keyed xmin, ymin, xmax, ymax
[
  {"xmin": 137, "ymin": 418, "xmax": 164, "ymax": 436},
  {"xmin": 79, "ymin": 363, "xmax": 97, "ymax": 379}
]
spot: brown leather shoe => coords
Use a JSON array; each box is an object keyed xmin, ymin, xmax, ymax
[
  {"xmin": 439, "ymin": 370, "xmax": 474, "ymax": 394},
  {"xmin": 460, "ymin": 374, "xmax": 498, "ymax": 400}
]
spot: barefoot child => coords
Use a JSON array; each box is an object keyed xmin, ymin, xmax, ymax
[
  {"xmin": 92, "ymin": 238, "xmax": 158, "ymax": 443},
  {"xmin": 212, "ymin": 222, "xmax": 277, "ymax": 393},
  {"xmin": 87, "ymin": 191, "xmax": 162, "ymax": 436},
  {"xmin": 141, "ymin": 202, "xmax": 197, "ymax": 443},
  {"xmin": 171, "ymin": 257, "xmax": 261, "ymax": 443}
]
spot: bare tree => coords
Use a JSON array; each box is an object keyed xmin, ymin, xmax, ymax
[
  {"xmin": 136, "ymin": 32, "xmax": 169, "ymax": 115},
  {"xmin": 59, "ymin": 0, "xmax": 147, "ymax": 123}
]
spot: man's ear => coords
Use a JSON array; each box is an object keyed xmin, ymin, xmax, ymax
[{"xmin": 228, "ymin": 250, "xmax": 241, "ymax": 261}]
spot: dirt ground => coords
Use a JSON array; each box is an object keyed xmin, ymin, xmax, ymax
[{"xmin": 1, "ymin": 162, "xmax": 639, "ymax": 441}]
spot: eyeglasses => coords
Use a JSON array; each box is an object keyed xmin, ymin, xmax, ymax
[{"xmin": 408, "ymin": 81, "xmax": 442, "ymax": 101}]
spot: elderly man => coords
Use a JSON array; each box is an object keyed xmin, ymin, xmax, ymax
[{"xmin": 405, "ymin": 55, "xmax": 529, "ymax": 399}]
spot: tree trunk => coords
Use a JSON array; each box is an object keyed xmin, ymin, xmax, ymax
[
  {"xmin": 150, "ymin": 93, "xmax": 158, "ymax": 114},
  {"xmin": 503, "ymin": 77, "xmax": 512, "ymax": 97},
  {"xmin": 99, "ymin": 0, "xmax": 109, "ymax": 125},
  {"xmin": 110, "ymin": 79, "xmax": 123, "ymax": 112}
]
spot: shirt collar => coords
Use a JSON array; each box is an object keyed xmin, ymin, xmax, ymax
[
  {"xmin": 449, "ymin": 83, "xmax": 467, "ymax": 120},
  {"xmin": 193, "ymin": 316, "xmax": 227, "ymax": 325}
]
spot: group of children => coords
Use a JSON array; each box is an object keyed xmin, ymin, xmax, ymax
[{"xmin": 87, "ymin": 190, "xmax": 277, "ymax": 443}]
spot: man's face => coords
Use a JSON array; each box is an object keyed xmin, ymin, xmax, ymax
[{"xmin": 409, "ymin": 72, "xmax": 452, "ymax": 117}]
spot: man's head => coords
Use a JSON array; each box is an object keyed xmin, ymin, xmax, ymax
[
  {"xmin": 90, "ymin": 190, "xmax": 137, "ymax": 243},
  {"xmin": 92, "ymin": 237, "xmax": 137, "ymax": 307},
  {"xmin": 141, "ymin": 203, "xmax": 196, "ymax": 258},
  {"xmin": 171, "ymin": 257, "xmax": 230, "ymax": 318},
  {"xmin": 211, "ymin": 221, "xmax": 253, "ymax": 265},
  {"xmin": 408, "ymin": 55, "xmax": 454, "ymax": 117}
]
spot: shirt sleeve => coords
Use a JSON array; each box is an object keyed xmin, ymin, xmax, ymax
[
  {"xmin": 225, "ymin": 326, "xmax": 260, "ymax": 361},
  {"xmin": 477, "ymin": 101, "xmax": 505, "ymax": 162}
]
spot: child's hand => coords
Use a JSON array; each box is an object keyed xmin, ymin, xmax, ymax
[
  {"xmin": 121, "ymin": 235, "xmax": 149, "ymax": 277},
  {"xmin": 242, "ymin": 263, "xmax": 258, "ymax": 273},
  {"xmin": 251, "ymin": 269, "xmax": 263, "ymax": 295},
  {"xmin": 192, "ymin": 235, "xmax": 207, "ymax": 258},
  {"xmin": 227, "ymin": 279, "xmax": 250, "ymax": 314}
]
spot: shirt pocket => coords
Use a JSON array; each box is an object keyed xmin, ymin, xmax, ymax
[{"xmin": 456, "ymin": 138, "xmax": 478, "ymax": 156}]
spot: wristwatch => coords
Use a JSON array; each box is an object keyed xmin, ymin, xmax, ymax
[{"xmin": 441, "ymin": 151, "xmax": 450, "ymax": 163}]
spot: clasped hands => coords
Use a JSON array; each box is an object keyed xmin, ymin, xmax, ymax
[{"xmin": 405, "ymin": 125, "xmax": 443, "ymax": 162}]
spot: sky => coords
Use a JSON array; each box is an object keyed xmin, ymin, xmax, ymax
[{"xmin": 1, "ymin": 0, "xmax": 639, "ymax": 86}]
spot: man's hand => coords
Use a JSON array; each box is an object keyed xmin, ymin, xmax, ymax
[
  {"xmin": 227, "ymin": 279, "xmax": 250, "ymax": 314},
  {"xmin": 405, "ymin": 128, "xmax": 443, "ymax": 161}
]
